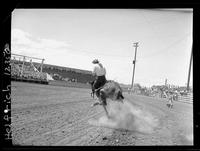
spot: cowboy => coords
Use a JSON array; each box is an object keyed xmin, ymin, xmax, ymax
[
  {"xmin": 91, "ymin": 59, "xmax": 107, "ymax": 106},
  {"xmin": 92, "ymin": 59, "xmax": 107, "ymax": 96}
]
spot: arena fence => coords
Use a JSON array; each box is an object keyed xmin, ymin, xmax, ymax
[
  {"xmin": 126, "ymin": 88, "xmax": 193, "ymax": 104},
  {"xmin": 177, "ymin": 93, "xmax": 193, "ymax": 104}
]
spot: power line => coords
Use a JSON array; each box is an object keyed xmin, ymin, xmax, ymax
[
  {"xmin": 67, "ymin": 47, "xmax": 131, "ymax": 58},
  {"xmin": 139, "ymin": 10, "xmax": 162, "ymax": 43},
  {"xmin": 71, "ymin": 32, "xmax": 191, "ymax": 61},
  {"xmin": 138, "ymin": 32, "xmax": 191, "ymax": 60},
  {"xmin": 59, "ymin": 32, "xmax": 190, "ymax": 62},
  {"xmin": 138, "ymin": 9, "xmax": 192, "ymax": 60}
]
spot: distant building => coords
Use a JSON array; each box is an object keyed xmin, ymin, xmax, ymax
[{"xmin": 133, "ymin": 83, "xmax": 142, "ymax": 94}]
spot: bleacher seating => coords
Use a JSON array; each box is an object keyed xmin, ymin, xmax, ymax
[
  {"xmin": 42, "ymin": 66, "xmax": 95, "ymax": 84},
  {"xmin": 11, "ymin": 60, "xmax": 48, "ymax": 83},
  {"xmin": 11, "ymin": 59, "xmax": 95, "ymax": 85}
]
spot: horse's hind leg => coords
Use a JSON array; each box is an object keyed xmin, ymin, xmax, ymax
[
  {"xmin": 101, "ymin": 98, "xmax": 109, "ymax": 117},
  {"xmin": 99, "ymin": 90, "xmax": 109, "ymax": 118}
]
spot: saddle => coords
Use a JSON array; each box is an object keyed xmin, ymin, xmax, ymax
[
  {"xmin": 93, "ymin": 80, "xmax": 112, "ymax": 92},
  {"xmin": 90, "ymin": 80, "xmax": 109, "ymax": 98}
]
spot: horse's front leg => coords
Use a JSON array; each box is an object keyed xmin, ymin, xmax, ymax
[
  {"xmin": 91, "ymin": 91, "xmax": 94, "ymax": 98},
  {"xmin": 101, "ymin": 98, "xmax": 110, "ymax": 118},
  {"xmin": 92, "ymin": 89, "xmax": 95, "ymax": 98},
  {"xmin": 102, "ymin": 104, "xmax": 109, "ymax": 118},
  {"xmin": 99, "ymin": 90, "xmax": 110, "ymax": 118}
]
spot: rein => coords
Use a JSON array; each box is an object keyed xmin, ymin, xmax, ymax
[{"xmin": 94, "ymin": 86, "xmax": 104, "ymax": 92}]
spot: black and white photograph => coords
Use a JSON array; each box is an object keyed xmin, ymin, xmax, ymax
[{"xmin": 9, "ymin": 8, "xmax": 193, "ymax": 146}]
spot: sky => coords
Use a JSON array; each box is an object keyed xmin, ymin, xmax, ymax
[{"xmin": 11, "ymin": 9, "xmax": 193, "ymax": 87}]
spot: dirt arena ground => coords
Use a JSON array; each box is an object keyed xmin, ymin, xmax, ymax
[{"xmin": 11, "ymin": 81, "xmax": 193, "ymax": 146}]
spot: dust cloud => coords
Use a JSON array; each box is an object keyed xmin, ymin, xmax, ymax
[{"xmin": 89, "ymin": 100, "xmax": 159, "ymax": 134}]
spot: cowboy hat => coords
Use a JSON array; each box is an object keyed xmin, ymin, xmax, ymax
[{"xmin": 92, "ymin": 59, "xmax": 99, "ymax": 64}]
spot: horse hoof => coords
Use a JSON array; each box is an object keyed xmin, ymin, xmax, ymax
[
  {"xmin": 99, "ymin": 102, "xmax": 104, "ymax": 105},
  {"xmin": 91, "ymin": 102, "xmax": 100, "ymax": 107},
  {"xmin": 106, "ymin": 115, "xmax": 111, "ymax": 119}
]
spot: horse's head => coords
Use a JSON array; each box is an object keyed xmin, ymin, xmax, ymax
[{"xmin": 116, "ymin": 90, "xmax": 124, "ymax": 103}]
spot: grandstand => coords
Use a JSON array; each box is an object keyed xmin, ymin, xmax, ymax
[
  {"xmin": 40, "ymin": 64, "xmax": 95, "ymax": 84},
  {"xmin": 11, "ymin": 53, "xmax": 95, "ymax": 85},
  {"xmin": 11, "ymin": 54, "xmax": 48, "ymax": 84}
]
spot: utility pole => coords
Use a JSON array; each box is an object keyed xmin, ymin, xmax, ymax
[
  {"xmin": 131, "ymin": 42, "xmax": 139, "ymax": 90},
  {"xmin": 165, "ymin": 78, "xmax": 167, "ymax": 86},
  {"xmin": 187, "ymin": 43, "xmax": 193, "ymax": 92}
]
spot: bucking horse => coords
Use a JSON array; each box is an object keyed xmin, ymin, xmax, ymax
[{"xmin": 89, "ymin": 80, "xmax": 124, "ymax": 118}]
